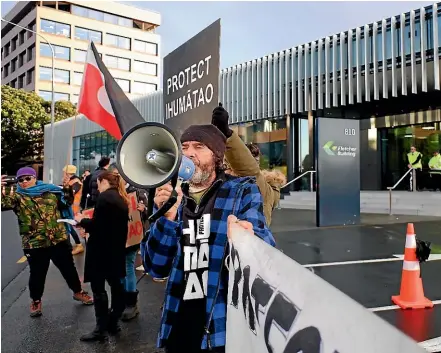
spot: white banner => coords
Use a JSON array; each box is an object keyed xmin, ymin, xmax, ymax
[{"xmin": 226, "ymin": 222, "xmax": 426, "ymax": 353}]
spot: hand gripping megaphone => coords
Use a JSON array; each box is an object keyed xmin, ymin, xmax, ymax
[{"xmin": 116, "ymin": 122, "xmax": 195, "ymax": 222}]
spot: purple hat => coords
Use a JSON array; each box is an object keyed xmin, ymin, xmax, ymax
[{"xmin": 16, "ymin": 167, "xmax": 36, "ymax": 178}]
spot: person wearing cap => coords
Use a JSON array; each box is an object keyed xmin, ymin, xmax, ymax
[
  {"xmin": 428, "ymin": 150, "xmax": 441, "ymax": 191},
  {"xmin": 62, "ymin": 164, "xmax": 84, "ymax": 255},
  {"xmin": 212, "ymin": 105, "xmax": 286, "ymax": 226},
  {"xmin": 1, "ymin": 167, "xmax": 93, "ymax": 318},
  {"xmin": 143, "ymin": 125, "xmax": 275, "ymax": 353}
]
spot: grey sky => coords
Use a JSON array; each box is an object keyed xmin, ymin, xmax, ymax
[{"xmin": 1, "ymin": 1, "xmax": 432, "ymax": 69}]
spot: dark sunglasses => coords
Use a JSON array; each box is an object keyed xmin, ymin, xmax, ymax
[{"xmin": 18, "ymin": 176, "xmax": 34, "ymax": 183}]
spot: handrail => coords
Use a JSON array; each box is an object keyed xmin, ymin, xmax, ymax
[
  {"xmin": 387, "ymin": 168, "xmax": 413, "ymax": 191},
  {"xmin": 282, "ymin": 170, "xmax": 316, "ymax": 189},
  {"xmin": 387, "ymin": 168, "xmax": 416, "ymax": 215}
]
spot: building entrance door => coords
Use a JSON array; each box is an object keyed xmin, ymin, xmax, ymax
[{"xmin": 380, "ymin": 122, "xmax": 441, "ymax": 189}]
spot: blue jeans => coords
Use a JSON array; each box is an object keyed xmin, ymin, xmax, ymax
[{"xmin": 124, "ymin": 249, "xmax": 137, "ymax": 292}]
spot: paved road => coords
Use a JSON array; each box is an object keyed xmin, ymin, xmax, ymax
[
  {"xmin": 1, "ymin": 211, "xmax": 27, "ymax": 290},
  {"xmin": 2, "ymin": 209, "xmax": 440, "ymax": 352}
]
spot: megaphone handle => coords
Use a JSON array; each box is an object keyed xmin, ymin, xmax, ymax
[{"xmin": 148, "ymin": 189, "xmax": 178, "ymax": 223}]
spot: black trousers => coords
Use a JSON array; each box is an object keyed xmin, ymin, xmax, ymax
[
  {"xmin": 409, "ymin": 169, "xmax": 423, "ymax": 190},
  {"xmin": 23, "ymin": 241, "xmax": 82, "ymax": 301},
  {"xmin": 90, "ymin": 275, "xmax": 125, "ymax": 319}
]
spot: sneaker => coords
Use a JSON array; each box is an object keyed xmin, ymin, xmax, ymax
[
  {"xmin": 30, "ymin": 300, "xmax": 42, "ymax": 317},
  {"xmin": 72, "ymin": 244, "xmax": 84, "ymax": 255},
  {"xmin": 73, "ymin": 290, "xmax": 93, "ymax": 305}
]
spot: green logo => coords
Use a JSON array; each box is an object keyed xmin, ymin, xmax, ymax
[{"xmin": 323, "ymin": 141, "xmax": 337, "ymax": 156}]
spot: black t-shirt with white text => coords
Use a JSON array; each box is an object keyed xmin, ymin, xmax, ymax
[{"xmin": 165, "ymin": 178, "xmax": 224, "ymax": 351}]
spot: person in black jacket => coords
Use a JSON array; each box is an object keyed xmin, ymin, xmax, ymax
[
  {"xmin": 88, "ymin": 157, "xmax": 110, "ymax": 208},
  {"xmin": 80, "ymin": 170, "xmax": 91, "ymax": 210},
  {"xmin": 75, "ymin": 171, "xmax": 129, "ymax": 342},
  {"xmin": 108, "ymin": 163, "xmax": 149, "ymax": 321}
]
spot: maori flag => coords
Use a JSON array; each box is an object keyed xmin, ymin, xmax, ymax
[{"xmin": 78, "ymin": 41, "xmax": 144, "ymax": 140}]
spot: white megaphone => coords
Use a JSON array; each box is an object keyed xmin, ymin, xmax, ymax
[
  {"xmin": 116, "ymin": 122, "xmax": 195, "ymax": 222},
  {"xmin": 116, "ymin": 122, "xmax": 194, "ymax": 189}
]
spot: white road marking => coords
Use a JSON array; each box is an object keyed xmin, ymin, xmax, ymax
[
  {"xmin": 303, "ymin": 254, "xmax": 441, "ymax": 268},
  {"xmin": 368, "ymin": 300, "xmax": 441, "ymax": 312},
  {"xmin": 304, "ymin": 257, "xmax": 402, "ymax": 268},
  {"xmin": 419, "ymin": 336, "xmax": 441, "ymax": 352}
]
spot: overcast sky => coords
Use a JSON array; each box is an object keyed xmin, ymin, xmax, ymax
[{"xmin": 1, "ymin": 1, "xmax": 431, "ymax": 69}]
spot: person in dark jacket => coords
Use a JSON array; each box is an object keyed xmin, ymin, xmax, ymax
[
  {"xmin": 80, "ymin": 170, "xmax": 91, "ymax": 210},
  {"xmin": 75, "ymin": 171, "xmax": 129, "ymax": 342},
  {"xmin": 88, "ymin": 157, "xmax": 110, "ymax": 208},
  {"xmin": 108, "ymin": 163, "xmax": 149, "ymax": 321}
]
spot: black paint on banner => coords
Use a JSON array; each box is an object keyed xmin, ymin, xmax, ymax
[
  {"xmin": 163, "ymin": 19, "xmax": 220, "ymax": 137},
  {"xmin": 229, "ymin": 245, "xmax": 339, "ymax": 353}
]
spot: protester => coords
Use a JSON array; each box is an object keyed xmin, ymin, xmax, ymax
[
  {"xmin": 80, "ymin": 169, "xmax": 91, "ymax": 210},
  {"xmin": 88, "ymin": 156, "xmax": 111, "ymax": 208},
  {"xmin": 1, "ymin": 167, "xmax": 93, "ymax": 317},
  {"xmin": 108, "ymin": 163, "xmax": 148, "ymax": 321},
  {"xmin": 144, "ymin": 124, "xmax": 275, "ymax": 353},
  {"xmin": 212, "ymin": 105, "xmax": 286, "ymax": 226},
  {"xmin": 62, "ymin": 165, "xmax": 84, "ymax": 255},
  {"xmin": 75, "ymin": 171, "xmax": 129, "ymax": 342}
]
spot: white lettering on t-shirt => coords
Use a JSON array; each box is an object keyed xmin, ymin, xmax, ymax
[{"xmin": 182, "ymin": 214, "xmax": 211, "ymax": 301}]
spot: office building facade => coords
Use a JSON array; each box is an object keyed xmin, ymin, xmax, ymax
[
  {"xmin": 44, "ymin": 3, "xmax": 440, "ymax": 190},
  {"xmin": 1, "ymin": 1, "xmax": 161, "ymax": 104}
]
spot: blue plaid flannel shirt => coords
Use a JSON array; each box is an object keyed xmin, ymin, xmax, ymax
[{"xmin": 141, "ymin": 176, "xmax": 275, "ymax": 349}]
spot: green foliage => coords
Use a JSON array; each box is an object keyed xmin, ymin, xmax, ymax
[{"xmin": 1, "ymin": 85, "xmax": 77, "ymax": 173}]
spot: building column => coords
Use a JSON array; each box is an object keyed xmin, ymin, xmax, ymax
[{"xmin": 286, "ymin": 113, "xmax": 295, "ymax": 192}]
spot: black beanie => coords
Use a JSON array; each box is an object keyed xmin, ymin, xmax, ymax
[{"xmin": 180, "ymin": 124, "xmax": 227, "ymax": 161}]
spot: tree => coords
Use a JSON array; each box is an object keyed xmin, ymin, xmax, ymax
[
  {"xmin": 1, "ymin": 86, "xmax": 77, "ymax": 173},
  {"xmin": 42, "ymin": 99, "xmax": 77, "ymax": 122}
]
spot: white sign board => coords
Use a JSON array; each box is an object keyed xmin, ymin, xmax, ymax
[{"xmin": 226, "ymin": 224, "xmax": 426, "ymax": 353}]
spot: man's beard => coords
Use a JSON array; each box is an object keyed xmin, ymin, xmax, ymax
[{"xmin": 190, "ymin": 160, "xmax": 215, "ymax": 188}]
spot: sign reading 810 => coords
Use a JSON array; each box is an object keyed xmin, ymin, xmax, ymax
[{"xmin": 344, "ymin": 128, "xmax": 356, "ymax": 136}]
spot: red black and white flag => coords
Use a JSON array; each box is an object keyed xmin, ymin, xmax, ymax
[{"xmin": 78, "ymin": 41, "xmax": 144, "ymax": 140}]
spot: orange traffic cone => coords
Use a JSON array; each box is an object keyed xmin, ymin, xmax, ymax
[{"xmin": 392, "ymin": 223, "xmax": 433, "ymax": 309}]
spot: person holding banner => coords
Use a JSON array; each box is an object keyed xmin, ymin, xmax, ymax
[
  {"xmin": 75, "ymin": 171, "xmax": 129, "ymax": 342},
  {"xmin": 144, "ymin": 124, "xmax": 275, "ymax": 353},
  {"xmin": 212, "ymin": 105, "xmax": 286, "ymax": 226}
]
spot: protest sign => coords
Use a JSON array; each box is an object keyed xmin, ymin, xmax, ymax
[
  {"xmin": 80, "ymin": 192, "xmax": 143, "ymax": 248},
  {"xmin": 226, "ymin": 224, "xmax": 425, "ymax": 353},
  {"xmin": 163, "ymin": 19, "xmax": 220, "ymax": 136}
]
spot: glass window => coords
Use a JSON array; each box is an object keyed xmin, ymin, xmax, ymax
[
  {"xmin": 115, "ymin": 78, "xmax": 130, "ymax": 92},
  {"xmin": 385, "ymin": 28, "xmax": 392, "ymax": 60},
  {"xmin": 104, "ymin": 13, "xmax": 118, "ymax": 25},
  {"xmin": 19, "ymin": 30, "xmax": 25, "ymax": 45},
  {"xmin": 27, "ymin": 68, "xmax": 34, "ymax": 85},
  {"xmin": 133, "ymin": 81, "xmax": 156, "ymax": 95},
  {"xmin": 376, "ymin": 31, "xmax": 382, "ymax": 62},
  {"xmin": 404, "ymin": 22, "xmax": 411, "ymax": 56},
  {"xmin": 438, "ymin": 14, "xmax": 441, "ymax": 47},
  {"xmin": 118, "ymin": 17, "xmax": 133, "ymax": 27},
  {"xmin": 133, "ymin": 39, "xmax": 158, "ymax": 55},
  {"xmin": 40, "ymin": 43, "xmax": 70, "ymax": 60},
  {"xmin": 11, "ymin": 36, "xmax": 17, "ymax": 51},
  {"xmin": 73, "ymin": 72, "xmax": 83, "ymax": 85},
  {"xmin": 74, "ymin": 49, "xmax": 87, "ymax": 63},
  {"xmin": 18, "ymin": 74, "xmax": 25, "ymax": 89},
  {"xmin": 19, "ymin": 51, "xmax": 26, "ymax": 66},
  {"xmin": 11, "ymin": 58, "xmax": 17, "ymax": 72},
  {"xmin": 72, "ymin": 5, "xmax": 88, "ymax": 17},
  {"xmin": 39, "ymin": 67, "xmax": 70, "ymax": 84},
  {"xmin": 106, "ymin": 34, "xmax": 130, "ymax": 50},
  {"xmin": 414, "ymin": 21, "xmax": 421, "ymax": 53},
  {"xmin": 133, "ymin": 60, "xmax": 157, "ymax": 75},
  {"xmin": 75, "ymin": 27, "xmax": 102, "ymax": 44},
  {"xmin": 88, "ymin": 9, "xmax": 104, "ymax": 21},
  {"xmin": 426, "ymin": 16, "xmax": 433, "ymax": 50},
  {"xmin": 40, "ymin": 19, "xmax": 70, "ymax": 37},
  {"xmin": 105, "ymin": 55, "xmax": 130, "ymax": 70},
  {"xmin": 39, "ymin": 91, "xmax": 69, "ymax": 102}
]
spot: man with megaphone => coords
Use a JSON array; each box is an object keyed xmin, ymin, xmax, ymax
[{"xmin": 144, "ymin": 122, "xmax": 275, "ymax": 353}]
